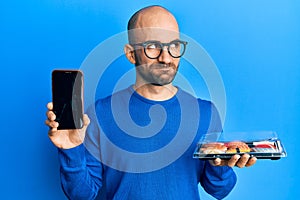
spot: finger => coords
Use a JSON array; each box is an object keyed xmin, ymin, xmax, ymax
[
  {"xmin": 47, "ymin": 120, "xmax": 59, "ymax": 137},
  {"xmin": 47, "ymin": 102, "xmax": 53, "ymax": 110},
  {"xmin": 48, "ymin": 127, "xmax": 58, "ymax": 137},
  {"xmin": 211, "ymin": 158, "xmax": 222, "ymax": 166},
  {"xmin": 236, "ymin": 154, "xmax": 250, "ymax": 168},
  {"xmin": 245, "ymin": 156, "xmax": 257, "ymax": 167},
  {"xmin": 46, "ymin": 111, "xmax": 56, "ymax": 121},
  {"xmin": 45, "ymin": 119, "xmax": 59, "ymax": 128},
  {"xmin": 228, "ymin": 155, "xmax": 240, "ymax": 167}
]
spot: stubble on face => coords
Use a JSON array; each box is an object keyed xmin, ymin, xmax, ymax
[{"xmin": 135, "ymin": 58, "xmax": 179, "ymax": 86}]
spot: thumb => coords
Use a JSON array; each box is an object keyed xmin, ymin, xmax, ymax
[
  {"xmin": 83, "ymin": 114, "xmax": 90, "ymax": 127},
  {"xmin": 209, "ymin": 158, "xmax": 222, "ymax": 166}
]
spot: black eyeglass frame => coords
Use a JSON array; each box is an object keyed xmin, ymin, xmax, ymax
[{"xmin": 131, "ymin": 39, "xmax": 188, "ymax": 59}]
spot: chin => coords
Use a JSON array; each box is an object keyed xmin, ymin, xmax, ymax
[{"xmin": 153, "ymin": 76, "xmax": 175, "ymax": 86}]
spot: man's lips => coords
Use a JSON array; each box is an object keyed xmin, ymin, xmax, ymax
[{"xmin": 152, "ymin": 64, "xmax": 176, "ymax": 70}]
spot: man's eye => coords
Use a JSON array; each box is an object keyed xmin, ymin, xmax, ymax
[
  {"xmin": 147, "ymin": 43, "xmax": 160, "ymax": 49},
  {"xmin": 170, "ymin": 42, "xmax": 180, "ymax": 48}
]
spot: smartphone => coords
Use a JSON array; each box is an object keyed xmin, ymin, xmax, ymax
[{"xmin": 52, "ymin": 70, "xmax": 84, "ymax": 130}]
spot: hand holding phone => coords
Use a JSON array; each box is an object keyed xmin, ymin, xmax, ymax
[
  {"xmin": 45, "ymin": 70, "xmax": 89, "ymax": 149},
  {"xmin": 45, "ymin": 102, "xmax": 90, "ymax": 149}
]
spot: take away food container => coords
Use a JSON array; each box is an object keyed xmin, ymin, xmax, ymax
[{"xmin": 193, "ymin": 131, "xmax": 287, "ymax": 160}]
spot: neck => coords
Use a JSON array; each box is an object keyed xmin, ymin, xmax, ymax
[{"xmin": 133, "ymin": 83, "xmax": 178, "ymax": 101}]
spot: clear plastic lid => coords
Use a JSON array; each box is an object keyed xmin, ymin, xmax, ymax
[
  {"xmin": 193, "ymin": 131, "xmax": 287, "ymax": 160},
  {"xmin": 200, "ymin": 131, "xmax": 279, "ymax": 143}
]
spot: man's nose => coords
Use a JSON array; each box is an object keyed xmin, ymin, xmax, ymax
[{"xmin": 158, "ymin": 46, "xmax": 172, "ymax": 63}]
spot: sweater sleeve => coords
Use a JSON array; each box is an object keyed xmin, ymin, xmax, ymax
[
  {"xmin": 200, "ymin": 161, "xmax": 237, "ymax": 200},
  {"xmin": 198, "ymin": 100, "xmax": 237, "ymax": 199},
  {"xmin": 58, "ymin": 144, "xmax": 103, "ymax": 200}
]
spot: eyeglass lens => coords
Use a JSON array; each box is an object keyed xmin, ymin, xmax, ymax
[{"xmin": 145, "ymin": 41, "xmax": 186, "ymax": 59}]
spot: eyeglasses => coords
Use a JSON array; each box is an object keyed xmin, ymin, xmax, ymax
[{"xmin": 131, "ymin": 40, "xmax": 188, "ymax": 59}]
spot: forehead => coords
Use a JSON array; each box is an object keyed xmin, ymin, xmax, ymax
[
  {"xmin": 129, "ymin": 27, "xmax": 180, "ymax": 43},
  {"xmin": 129, "ymin": 9, "xmax": 180, "ymax": 43}
]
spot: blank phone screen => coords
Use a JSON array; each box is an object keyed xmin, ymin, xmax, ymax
[{"xmin": 52, "ymin": 70, "xmax": 84, "ymax": 129}]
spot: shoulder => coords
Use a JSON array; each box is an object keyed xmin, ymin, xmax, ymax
[
  {"xmin": 178, "ymin": 88, "xmax": 220, "ymax": 121},
  {"xmin": 178, "ymin": 88, "xmax": 216, "ymax": 109},
  {"xmin": 178, "ymin": 88, "xmax": 222, "ymax": 132},
  {"xmin": 94, "ymin": 87, "xmax": 132, "ymax": 107}
]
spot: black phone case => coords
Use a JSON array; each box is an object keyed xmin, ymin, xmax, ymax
[{"xmin": 52, "ymin": 70, "xmax": 84, "ymax": 130}]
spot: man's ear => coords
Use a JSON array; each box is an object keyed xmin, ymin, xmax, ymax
[{"xmin": 124, "ymin": 44, "xmax": 136, "ymax": 64}]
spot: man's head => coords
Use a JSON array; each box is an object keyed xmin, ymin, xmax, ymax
[
  {"xmin": 127, "ymin": 6, "xmax": 179, "ymax": 44},
  {"xmin": 124, "ymin": 6, "xmax": 186, "ymax": 87}
]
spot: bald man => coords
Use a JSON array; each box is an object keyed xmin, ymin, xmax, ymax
[{"xmin": 46, "ymin": 5, "xmax": 256, "ymax": 200}]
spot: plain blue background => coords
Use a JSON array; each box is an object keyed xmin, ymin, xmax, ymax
[{"xmin": 1, "ymin": 0, "xmax": 299, "ymax": 199}]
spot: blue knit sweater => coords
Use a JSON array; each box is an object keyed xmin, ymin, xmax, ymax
[{"xmin": 58, "ymin": 86, "xmax": 236, "ymax": 200}]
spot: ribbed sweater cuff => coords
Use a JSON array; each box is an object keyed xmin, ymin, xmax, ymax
[
  {"xmin": 206, "ymin": 162, "xmax": 234, "ymax": 179},
  {"xmin": 58, "ymin": 144, "xmax": 86, "ymax": 168}
]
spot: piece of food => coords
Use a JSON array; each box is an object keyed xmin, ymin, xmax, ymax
[
  {"xmin": 200, "ymin": 142, "xmax": 227, "ymax": 154},
  {"xmin": 225, "ymin": 141, "xmax": 251, "ymax": 153},
  {"xmin": 251, "ymin": 141, "xmax": 277, "ymax": 152},
  {"xmin": 253, "ymin": 142, "xmax": 276, "ymax": 149}
]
